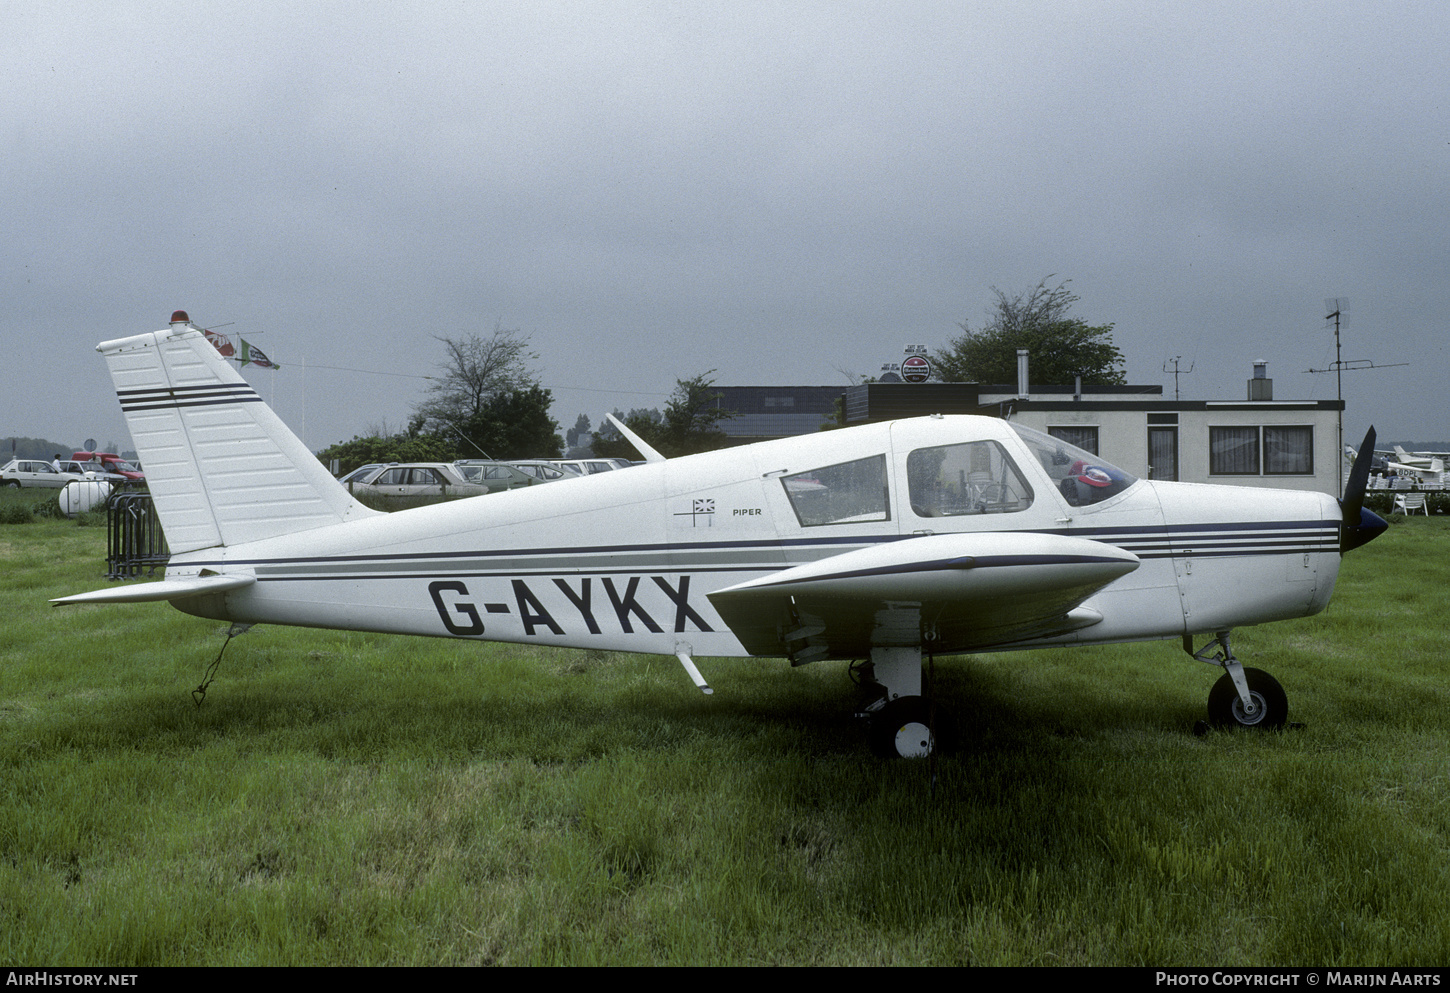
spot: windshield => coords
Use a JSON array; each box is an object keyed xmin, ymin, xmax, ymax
[{"xmin": 1008, "ymin": 423, "xmax": 1137, "ymax": 506}]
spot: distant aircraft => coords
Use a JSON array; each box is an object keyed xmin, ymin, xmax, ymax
[
  {"xmin": 55, "ymin": 315, "xmax": 1388, "ymax": 757},
  {"xmin": 1386, "ymin": 446, "xmax": 1445, "ymax": 481}
]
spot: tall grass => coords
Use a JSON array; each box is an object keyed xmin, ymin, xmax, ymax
[{"xmin": 2, "ymin": 514, "xmax": 1448, "ymax": 965}]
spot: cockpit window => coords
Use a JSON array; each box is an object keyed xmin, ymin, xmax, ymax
[
  {"xmin": 1009, "ymin": 423, "xmax": 1137, "ymax": 506},
  {"xmin": 907, "ymin": 442, "xmax": 1033, "ymax": 517},
  {"xmin": 781, "ymin": 455, "xmax": 890, "ymax": 526}
]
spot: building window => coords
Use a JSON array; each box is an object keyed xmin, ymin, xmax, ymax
[
  {"xmin": 1209, "ymin": 426, "xmax": 1314, "ymax": 476},
  {"xmin": 1210, "ymin": 427, "xmax": 1261, "ymax": 475},
  {"xmin": 1264, "ymin": 426, "xmax": 1313, "ymax": 474},
  {"xmin": 1048, "ymin": 425, "xmax": 1099, "ymax": 455}
]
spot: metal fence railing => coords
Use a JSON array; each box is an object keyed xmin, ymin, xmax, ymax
[{"xmin": 107, "ymin": 491, "xmax": 170, "ymax": 578}]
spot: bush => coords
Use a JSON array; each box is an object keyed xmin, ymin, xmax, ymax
[{"xmin": 0, "ymin": 502, "xmax": 34, "ymax": 524}]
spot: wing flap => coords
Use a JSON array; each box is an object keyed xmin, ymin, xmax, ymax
[{"xmin": 707, "ymin": 531, "xmax": 1138, "ymax": 658}]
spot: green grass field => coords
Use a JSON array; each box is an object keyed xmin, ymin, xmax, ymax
[{"xmin": 2, "ymin": 500, "xmax": 1448, "ymax": 965}]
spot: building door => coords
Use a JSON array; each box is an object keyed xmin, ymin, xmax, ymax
[{"xmin": 1148, "ymin": 426, "xmax": 1178, "ymax": 481}]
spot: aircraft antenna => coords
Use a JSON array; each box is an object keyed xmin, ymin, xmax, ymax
[{"xmin": 1162, "ymin": 356, "xmax": 1195, "ymax": 401}]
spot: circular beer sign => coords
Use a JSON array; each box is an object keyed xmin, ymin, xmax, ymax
[{"xmin": 902, "ymin": 354, "xmax": 932, "ymax": 383}]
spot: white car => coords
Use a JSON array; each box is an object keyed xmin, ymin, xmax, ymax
[
  {"xmin": 553, "ymin": 459, "xmax": 621, "ymax": 476},
  {"xmin": 336, "ymin": 463, "xmax": 385, "ymax": 486},
  {"xmin": 57, "ymin": 459, "xmax": 130, "ymax": 485},
  {"xmin": 452, "ymin": 460, "xmax": 538, "ymax": 493},
  {"xmin": 508, "ymin": 460, "xmax": 582, "ymax": 482},
  {"xmin": 1, "ymin": 459, "xmax": 85, "ymax": 489},
  {"xmin": 345, "ymin": 463, "xmax": 491, "ymax": 500}
]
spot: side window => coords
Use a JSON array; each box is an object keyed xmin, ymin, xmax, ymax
[
  {"xmin": 907, "ymin": 442, "xmax": 1034, "ymax": 517},
  {"xmin": 781, "ymin": 455, "xmax": 890, "ymax": 526}
]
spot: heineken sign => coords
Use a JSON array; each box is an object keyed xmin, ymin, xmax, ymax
[{"xmin": 902, "ymin": 354, "xmax": 932, "ymax": 383}]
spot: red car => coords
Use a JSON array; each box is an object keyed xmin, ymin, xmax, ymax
[{"xmin": 72, "ymin": 451, "xmax": 144, "ymax": 482}]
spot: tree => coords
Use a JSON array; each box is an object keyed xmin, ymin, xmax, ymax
[
  {"xmin": 565, "ymin": 414, "xmax": 592, "ymax": 456},
  {"xmin": 935, "ymin": 277, "xmax": 1126, "ymax": 386},
  {"xmin": 593, "ymin": 372, "xmax": 738, "ymax": 459},
  {"xmin": 447, "ymin": 385, "xmax": 563, "ymax": 461},
  {"xmin": 315, "ymin": 430, "xmax": 455, "ymax": 477},
  {"xmin": 657, "ymin": 371, "xmax": 737, "ymax": 456},
  {"xmin": 408, "ymin": 324, "xmax": 561, "ymax": 461},
  {"xmin": 413, "ymin": 324, "xmax": 542, "ymax": 431}
]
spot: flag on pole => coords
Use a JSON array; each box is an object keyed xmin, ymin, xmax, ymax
[
  {"xmin": 239, "ymin": 338, "xmax": 279, "ymax": 370},
  {"xmin": 202, "ymin": 328, "xmax": 235, "ymax": 358}
]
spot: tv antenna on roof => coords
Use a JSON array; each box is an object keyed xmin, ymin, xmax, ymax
[
  {"xmin": 1162, "ymin": 356, "xmax": 1195, "ymax": 401},
  {"xmin": 1324, "ymin": 299, "xmax": 1349, "ymax": 494},
  {"xmin": 1309, "ymin": 299, "xmax": 1408, "ymax": 494}
]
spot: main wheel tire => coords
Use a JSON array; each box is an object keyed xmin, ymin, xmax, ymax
[
  {"xmin": 869, "ymin": 696, "xmax": 951, "ymax": 758},
  {"xmin": 1207, "ymin": 667, "xmax": 1287, "ymax": 729}
]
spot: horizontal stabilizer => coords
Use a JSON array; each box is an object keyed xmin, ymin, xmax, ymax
[{"xmin": 52, "ymin": 573, "xmax": 256, "ymax": 606}]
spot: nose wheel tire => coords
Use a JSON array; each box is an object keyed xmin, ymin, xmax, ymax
[{"xmin": 1207, "ymin": 667, "xmax": 1287, "ymax": 729}]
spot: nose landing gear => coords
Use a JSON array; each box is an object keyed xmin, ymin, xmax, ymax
[{"xmin": 1188, "ymin": 631, "xmax": 1288, "ymax": 730}]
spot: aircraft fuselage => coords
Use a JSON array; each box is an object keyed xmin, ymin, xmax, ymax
[{"xmin": 163, "ymin": 415, "xmax": 1343, "ymax": 661}]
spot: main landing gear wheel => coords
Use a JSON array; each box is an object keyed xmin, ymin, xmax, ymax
[
  {"xmin": 1207, "ymin": 667, "xmax": 1287, "ymax": 729},
  {"xmin": 869, "ymin": 696, "xmax": 950, "ymax": 759}
]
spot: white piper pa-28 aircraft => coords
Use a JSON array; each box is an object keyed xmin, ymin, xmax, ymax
[{"xmin": 55, "ymin": 314, "xmax": 1389, "ymax": 757}]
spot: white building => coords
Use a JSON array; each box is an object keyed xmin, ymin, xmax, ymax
[{"xmin": 842, "ymin": 363, "xmax": 1344, "ymax": 496}]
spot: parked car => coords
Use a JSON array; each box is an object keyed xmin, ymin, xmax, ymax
[
  {"xmin": 336, "ymin": 463, "xmax": 385, "ymax": 486},
  {"xmin": 507, "ymin": 460, "xmax": 582, "ymax": 482},
  {"xmin": 344, "ymin": 463, "xmax": 491, "ymax": 500},
  {"xmin": 1, "ymin": 458, "xmax": 83, "ymax": 488},
  {"xmin": 57, "ymin": 459, "xmax": 130, "ymax": 485},
  {"xmin": 71, "ymin": 451, "xmax": 144, "ymax": 482},
  {"xmin": 553, "ymin": 459, "xmax": 621, "ymax": 476},
  {"xmin": 452, "ymin": 460, "xmax": 539, "ymax": 493}
]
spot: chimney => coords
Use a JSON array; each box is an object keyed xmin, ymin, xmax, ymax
[
  {"xmin": 1247, "ymin": 359, "xmax": 1273, "ymax": 401},
  {"xmin": 1017, "ymin": 349, "xmax": 1029, "ymax": 399}
]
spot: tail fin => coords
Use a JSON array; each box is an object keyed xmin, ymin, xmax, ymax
[{"xmin": 101, "ymin": 320, "xmax": 377, "ymax": 553}]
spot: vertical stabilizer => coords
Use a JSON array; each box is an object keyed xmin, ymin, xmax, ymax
[{"xmin": 100, "ymin": 322, "xmax": 377, "ymax": 553}]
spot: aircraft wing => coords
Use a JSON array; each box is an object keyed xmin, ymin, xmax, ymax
[
  {"xmin": 52, "ymin": 572, "xmax": 256, "ymax": 606},
  {"xmin": 707, "ymin": 532, "xmax": 1139, "ymax": 662}
]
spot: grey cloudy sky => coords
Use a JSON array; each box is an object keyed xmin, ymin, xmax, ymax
[{"xmin": 6, "ymin": 0, "xmax": 1447, "ymax": 457}]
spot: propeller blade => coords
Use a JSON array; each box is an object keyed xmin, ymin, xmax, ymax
[
  {"xmin": 1342, "ymin": 426, "xmax": 1376, "ymax": 524},
  {"xmin": 1341, "ymin": 426, "xmax": 1388, "ymax": 553}
]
